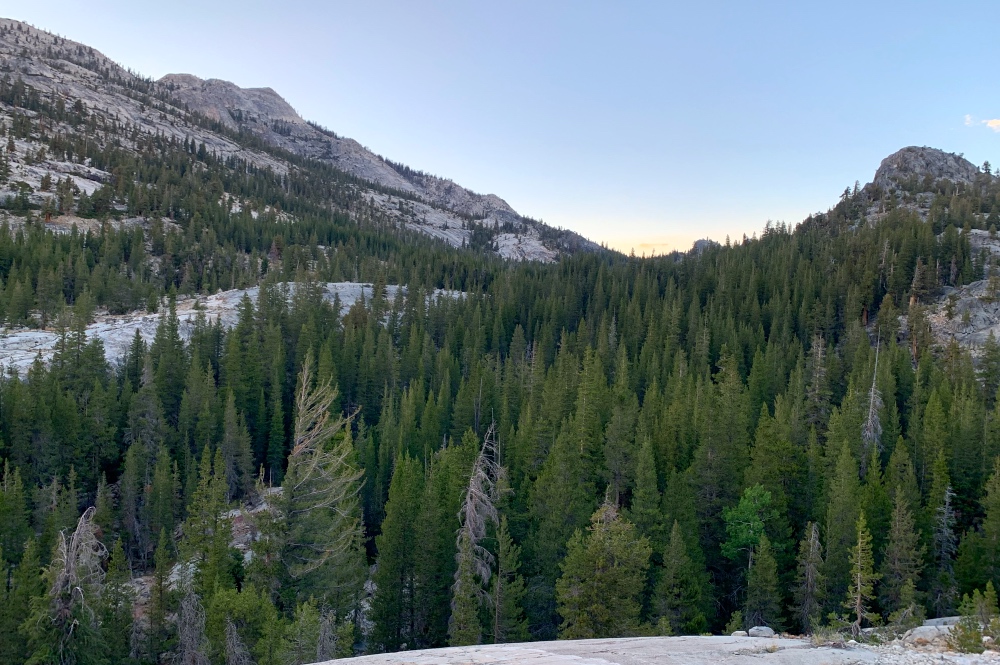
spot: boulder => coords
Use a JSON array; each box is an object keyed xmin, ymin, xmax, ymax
[
  {"xmin": 901, "ymin": 625, "xmax": 951, "ymax": 647},
  {"xmin": 748, "ymin": 626, "xmax": 776, "ymax": 638},
  {"xmin": 730, "ymin": 631, "xmax": 748, "ymax": 637}
]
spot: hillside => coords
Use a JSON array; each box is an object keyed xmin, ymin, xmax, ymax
[{"xmin": 0, "ymin": 17, "xmax": 598, "ymax": 260}]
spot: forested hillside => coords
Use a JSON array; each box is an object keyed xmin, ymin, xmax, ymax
[{"xmin": 2, "ymin": 17, "xmax": 1000, "ymax": 665}]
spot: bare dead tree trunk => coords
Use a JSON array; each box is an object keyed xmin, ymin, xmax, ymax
[
  {"xmin": 177, "ymin": 588, "xmax": 211, "ymax": 665},
  {"xmin": 225, "ymin": 618, "xmax": 254, "ymax": 665}
]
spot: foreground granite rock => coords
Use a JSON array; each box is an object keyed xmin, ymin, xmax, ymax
[
  {"xmin": 309, "ymin": 634, "xmax": 997, "ymax": 665},
  {"xmin": 315, "ymin": 636, "xmax": 870, "ymax": 665}
]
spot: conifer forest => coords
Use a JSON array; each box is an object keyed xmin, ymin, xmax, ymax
[{"xmin": 3, "ymin": 21, "xmax": 1000, "ymax": 665}]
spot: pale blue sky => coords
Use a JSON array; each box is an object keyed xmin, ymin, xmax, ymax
[{"xmin": 8, "ymin": 2, "xmax": 1000, "ymax": 252}]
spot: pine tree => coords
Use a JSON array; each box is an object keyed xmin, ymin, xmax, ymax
[
  {"xmin": 880, "ymin": 492, "xmax": 925, "ymax": 616},
  {"xmin": 125, "ymin": 357, "xmax": 167, "ymax": 455},
  {"xmin": 97, "ymin": 539, "xmax": 134, "ymax": 663},
  {"xmin": 1, "ymin": 540, "xmax": 44, "ymax": 663},
  {"xmin": 529, "ymin": 416, "xmax": 597, "ymax": 586},
  {"xmin": 555, "ymin": 501, "xmax": 651, "ymax": 639},
  {"xmin": 745, "ymin": 402, "xmax": 801, "ymax": 545},
  {"xmin": 147, "ymin": 446, "xmax": 177, "ymax": 548},
  {"xmin": 220, "ymin": 391, "xmax": 254, "ymax": 501},
  {"xmin": 957, "ymin": 457, "xmax": 1000, "ymax": 594},
  {"xmin": 860, "ymin": 448, "xmax": 891, "ymax": 561},
  {"xmin": 927, "ymin": 450, "xmax": 958, "ymax": 617},
  {"xmin": 981, "ymin": 332, "xmax": 1000, "ymax": 408},
  {"xmin": 653, "ymin": 520, "xmax": 709, "ymax": 635},
  {"xmin": 602, "ymin": 348, "xmax": 639, "ymax": 504},
  {"xmin": 744, "ymin": 534, "xmax": 783, "ymax": 631},
  {"xmin": 449, "ymin": 534, "xmax": 482, "ymax": 646},
  {"xmin": 280, "ymin": 354, "xmax": 365, "ymax": 615},
  {"xmin": 689, "ymin": 352, "xmax": 750, "ymax": 566},
  {"xmin": 281, "ymin": 599, "xmax": 321, "ymax": 665},
  {"xmin": 793, "ymin": 522, "xmax": 826, "ymax": 633},
  {"xmin": 627, "ymin": 436, "xmax": 664, "ymax": 548},
  {"xmin": 0, "ymin": 460, "xmax": 30, "ymax": 565},
  {"xmin": 412, "ymin": 431, "xmax": 477, "ymax": 648},
  {"xmin": 824, "ymin": 442, "xmax": 861, "ymax": 608},
  {"xmin": 370, "ymin": 456, "xmax": 423, "ymax": 652},
  {"xmin": 491, "ymin": 516, "xmax": 528, "ymax": 643},
  {"xmin": 180, "ymin": 446, "xmax": 231, "ymax": 595},
  {"xmin": 844, "ymin": 511, "xmax": 880, "ymax": 638}
]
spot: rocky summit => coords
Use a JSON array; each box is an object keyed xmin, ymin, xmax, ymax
[{"xmin": 872, "ymin": 146, "xmax": 983, "ymax": 192}]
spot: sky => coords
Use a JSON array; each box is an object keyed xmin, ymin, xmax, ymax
[{"xmin": 8, "ymin": 1, "xmax": 1000, "ymax": 253}]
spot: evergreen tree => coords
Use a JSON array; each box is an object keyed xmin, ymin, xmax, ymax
[
  {"xmin": 220, "ymin": 391, "xmax": 254, "ymax": 501},
  {"xmin": 555, "ymin": 502, "xmax": 651, "ymax": 639},
  {"xmin": 370, "ymin": 456, "xmax": 423, "ymax": 652},
  {"xmin": 280, "ymin": 600, "xmax": 321, "ymax": 665},
  {"xmin": 653, "ymin": 520, "xmax": 709, "ymax": 635},
  {"xmin": 97, "ymin": 539, "xmax": 134, "ymax": 664},
  {"xmin": 0, "ymin": 460, "xmax": 30, "ymax": 565},
  {"xmin": 844, "ymin": 511, "xmax": 880, "ymax": 637},
  {"xmin": 490, "ymin": 516, "xmax": 529, "ymax": 643},
  {"xmin": 880, "ymin": 492, "xmax": 925, "ymax": 616},
  {"xmin": 744, "ymin": 534, "xmax": 783, "ymax": 631},
  {"xmin": 1, "ymin": 540, "xmax": 44, "ymax": 664},
  {"xmin": 180, "ymin": 447, "xmax": 231, "ymax": 595},
  {"xmin": 148, "ymin": 530, "xmax": 175, "ymax": 662},
  {"xmin": 280, "ymin": 354, "xmax": 365, "ymax": 615},
  {"xmin": 824, "ymin": 442, "xmax": 861, "ymax": 608},
  {"xmin": 147, "ymin": 446, "xmax": 177, "ymax": 549},
  {"xmin": 125, "ymin": 357, "xmax": 167, "ymax": 455},
  {"xmin": 793, "ymin": 522, "xmax": 825, "ymax": 633},
  {"xmin": 602, "ymin": 348, "xmax": 639, "ymax": 504},
  {"xmin": 627, "ymin": 436, "xmax": 664, "ymax": 548},
  {"xmin": 957, "ymin": 457, "xmax": 1000, "ymax": 594},
  {"xmin": 928, "ymin": 450, "xmax": 958, "ymax": 616},
  {"xmin": 449, "ymin": 534, "xmax": 483, "ymax": 647}
]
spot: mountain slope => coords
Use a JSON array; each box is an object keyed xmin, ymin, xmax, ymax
[{"xmin": 0, "ymin": 17, "xmax": 598, "ymax": 260}]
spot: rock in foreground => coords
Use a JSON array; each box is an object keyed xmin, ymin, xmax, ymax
[
  {"xmin": 315, "ymin": 634, "xmax": 1000, "ymax": 665},
  {"xmin": 315, "ymin": 636, "xmax": 866, "ymax": 665}
]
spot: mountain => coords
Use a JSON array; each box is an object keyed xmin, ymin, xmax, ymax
[{"xmin": 0, "ymin": 17, "xmax": 598, "ymax": 260}]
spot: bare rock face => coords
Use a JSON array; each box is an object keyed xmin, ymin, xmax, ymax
[
  {"xmin": 160, "ymin": 73, "xmax": 421, "ymax": 195},
  {"xmin": 873, "ymin": 146, "xmax": 981, "ymax": 191},
  {"xmin": 160, "ymin": 74, "xmax": 302, "ymax": 129}
]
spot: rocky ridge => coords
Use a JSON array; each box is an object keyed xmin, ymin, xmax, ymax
[{"xmin": 0, "ymin": 18, "xmax": 597, "ymax": 260}]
